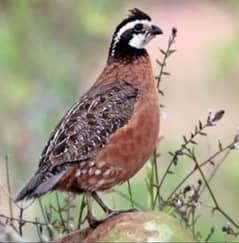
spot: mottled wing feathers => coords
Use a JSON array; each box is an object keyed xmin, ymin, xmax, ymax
[
  {"xmin": 16, "ymin": 81, "xmax": 138, "ymax": 201},
  {"xmin": 41, "ymin": 80, "xmax": 138, "ymax": 167}
]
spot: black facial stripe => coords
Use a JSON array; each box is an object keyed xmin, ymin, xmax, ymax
[
  {"xmin": 122, "ymin": 28, "xmax": 134, "ymax": 39},
  {"xmin": 135, "ymin": 23, "xmax": 143, "ymax": 31},
  {"xmin": 134, "ymin": 29, "xmax": 146, "ymax": 34}
]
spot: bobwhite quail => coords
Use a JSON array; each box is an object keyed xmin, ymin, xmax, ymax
[{"xmin": 16, "ymin": 8, "xmax": 163, "ymax": 227}]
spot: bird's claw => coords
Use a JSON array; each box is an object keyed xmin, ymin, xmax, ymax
[
  {"xmin": 106, "ymin": 207, "xmax": 138, "ymax": 215},
  {"xmin": 87, "ymin": 207, "xmax": 138, "ymax": 228},
  {"xmin": 86, "ymin": 214, "xmax": 103, "ymax": 228}
]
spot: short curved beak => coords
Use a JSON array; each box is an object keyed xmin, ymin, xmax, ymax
[{"xmin": 150, "ymin": 25, "xmax": 163, "ymax": 35}]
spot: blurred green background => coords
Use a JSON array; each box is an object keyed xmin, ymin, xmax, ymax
[{"xmin": 0, "ymin": 0, "xmax": 239, "ymax": 242}]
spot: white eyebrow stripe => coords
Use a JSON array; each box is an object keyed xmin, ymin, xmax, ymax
[
  {"xmin": 115, "ymin": 19, "xmax": 150, "ymax": 42},
  {"xmin": 111, "ymin": 19, "xmax": 151, "ymax": 56}
]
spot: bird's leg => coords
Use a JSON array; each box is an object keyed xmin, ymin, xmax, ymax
[
  {"xmin": 92, "ymin": 191, "xmax": 138, "ymax": 216},
  {"xmin": 92, "ymin": 191, "xmax": 114, "ymax": 214},
  {"xmin": 86, "ymin": 192, "xmax": 102, "ymax": 228},
  {"xmin": 86, "ymin": 192, "xmax": 138, "ymax": 228}
]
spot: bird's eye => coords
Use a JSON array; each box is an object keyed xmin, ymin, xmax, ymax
[{"xmin": 134, "ymin": 23, "xmax": 143, "ymax": 31}]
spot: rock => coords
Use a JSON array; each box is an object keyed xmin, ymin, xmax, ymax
[{"xmin": 52, "ymin": 211, "xmax": 195, "ymax": 242}]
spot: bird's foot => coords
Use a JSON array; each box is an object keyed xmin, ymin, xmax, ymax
[
  {"xmin": 88, "ymin": 192, "xmax": 138, "ymax": 228},
  {"xmin": 86, "ymin": 213, "xmax": 103, "ymax": 228},
  {"xmin": 93, "ymin": 208, "xmax": 138, "ymax": 227},
  {"xmin": 87, "ymin": 208, "xmax": 138, "ymax": 228},
  {"xmin": 105, "ymin": 207, "xmax": 138, "ymax": 215},
  {"xmin": 92, "ymin": 192, "xmax": 138, "ymax": 215}
]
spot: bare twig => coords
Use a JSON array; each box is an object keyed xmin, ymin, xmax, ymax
[
  {"xmin": 0, "ymin": 214, "xmax": 50, "ymax": 228},
  {"xmin": 152, "ymin": 28, "xmax": 177, "ymax": 209},
  {"xmin": 156, "ymin": 27, "xmax": 177, "ymax": 91},
  {"xmin": 4, "ymin": 155, "xmax": 13, "ymax": 224},
  {"xmin": 18, "ymin": 208, "xmax": 24, "ymax": 236},
  {"xmin": 205, "ymin": 227, "xmax": 215, "ymax": 242},
  {"xmin": 38, "ymin": 199, "xmax": 54, "ymax": 240},
  {"xmin": 127, "ymin": 180, "xmax": 134, "ymax": 208},
  {"xmin": 62, "ymin": 193, "xmax": 76, "ymax": 232},
  {"xmin": 192, "ymin": 152, "xmax": 239, "ymax": 230},
  {"xmin": 200, "ymin": 149, "xmax": 231, "ymax": 194},
  {"xmin": 158, "ymin": 111, "xmax": 225, "ymax": 204},
  {"xmin": 152, "ymin": 145, "xmax": 164, "ymax": 209},
  {"xmin": 77, "ymin": 195, "xmax": 86, "ymax": 229},
  {"xmin": 55, "ymin": 193, "xmax": 66, "ymax": 230},
  {"xmin": 167, "ymin": 135, "xmax": 236, "ymax": 201}
]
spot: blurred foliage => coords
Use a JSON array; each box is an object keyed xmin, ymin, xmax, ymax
[
  {"xmin": 0, "ymin": 0, "xmax": 125, "ymax": 174},
  {"xmin": 213, "ymin": 0, "xmax": 239, "ymax": 89},
  {"xmin": 0, "ymin": 0, "xmax": 124, "ymax": 110},
  {"xmin": 216, "ymin": 38, "xmax": 239, "ymax": 74}
]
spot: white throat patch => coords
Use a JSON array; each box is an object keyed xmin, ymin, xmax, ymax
[
  {"xmin": 111, "ymin": 19, "xmax": 151, "ymax": 56},
  {"xmin": 128, "ymin": 32, "xmax": 147, "ymax": 49}
]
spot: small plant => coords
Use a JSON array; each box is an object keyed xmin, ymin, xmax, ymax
[{"xmin": 146, "ymin": 27, "xmax": 239, "ymax": 241}]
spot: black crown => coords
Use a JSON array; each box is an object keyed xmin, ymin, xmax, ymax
[
  {"xmin": 128, "ymin": 8, "xmax": 151, "ymax": 21},
  {"xmin": 114, "ymin": 8, "xmax": 151, "ymax": 36}
]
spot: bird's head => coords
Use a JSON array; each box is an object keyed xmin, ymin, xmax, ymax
[{"xmin": 108, "ymin": 8, "xmax": 163, "ymax": 63}]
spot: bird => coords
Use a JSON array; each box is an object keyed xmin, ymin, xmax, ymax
[{"xmin": 16, "ymin": 8, "xmax": 163, "ymax": 227}]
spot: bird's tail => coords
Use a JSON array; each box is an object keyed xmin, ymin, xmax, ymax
[{"xmin": 15, "ymin": 169, "xmax": 66, "ymax": 202}]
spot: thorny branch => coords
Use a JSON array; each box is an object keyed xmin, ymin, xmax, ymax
[
  {"xmin": 151, "ymin": 27, "xmax": 177, "ymax": 209},
  {"xmin": 156, "ymin": 27, "xmax": 177, "ymax": 92},
  {"xmin": 158, "ymin": 110, "xmax": 225, "ymax": 203},
  {"xmin": 0, "ymin": 214, "xmax": 51, "ymax": 228},
  {"xmin": 18, "ymin": 208, "xmax": 24, "ymax": 236},
  {"xmin": 165, "ymin": 110, "xmax": 234, "ymax": 201},
  {"xmin": 160, "ymin": 110, "xmax": 239, "ymax": 237},
  {"xmin": 152, "ymin": 26, "xmax": 239, "ymax": 240},
  {"xmin": 5, "ymin": 156, "xmax": 13, "ymax": 226},
  {"xmin": 205, "ymin": 227, "xmax": 215, "ymax": 242},
  {"xmin": 190, "ymin": 149, "xmax": 239, "ymax": 230},
  {"xmin": 77, "ymin": 195, "xmax": 87, "ymax": 229}
]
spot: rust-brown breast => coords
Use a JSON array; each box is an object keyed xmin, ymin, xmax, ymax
[{"xmin": 73, "ymin": 55, "xmax": 160, "ymax": 191}]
